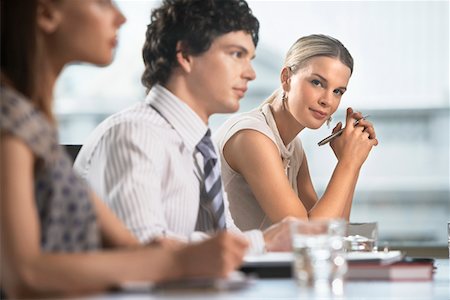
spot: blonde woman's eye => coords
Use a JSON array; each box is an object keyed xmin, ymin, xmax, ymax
[
  {"xmin": 311, "ymin": 79, "xmax": 322, "ymax": 87},
  {"xmin": 333, "ymin": 89, "xmax": 344, "ymax": 96}
]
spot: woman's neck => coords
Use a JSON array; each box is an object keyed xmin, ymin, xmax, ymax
[
  {"xmin": 36, "ymin": 42, "xmax": 64, "ymax": 106},
  {"xmin": 0, "ymin": 72, "xmax": 14, "ymax": 88},
  {"xmin": 270, "ymin": 97, "xmax": 305, "ymax": 146}
]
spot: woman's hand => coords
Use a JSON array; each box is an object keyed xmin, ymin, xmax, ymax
[
  {"xmin": 175, "ymin": 232, "xmax": 248, "ymax": 278},
  {"xmin": 330, "ymin": 107, "xmax": 378, "ymax": 168},
  {"xmin": 147, "ymin": 237, "xmax": 186, "ymax": 250},
  {"xmin": 350, "ymin": 109, "xmax": 377, "ymax": 140}
]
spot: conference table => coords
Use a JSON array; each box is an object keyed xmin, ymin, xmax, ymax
[{"xmin": 80, "ymin": 259, "xmax": 449, "ymax": 299}]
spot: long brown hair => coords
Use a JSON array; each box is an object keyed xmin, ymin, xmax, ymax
[{"xmin": 1, "ymin": 0, "xmax": 54, "ymax": 123}]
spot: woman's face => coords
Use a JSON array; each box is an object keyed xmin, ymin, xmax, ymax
[
  {"xmin": 285, "ymin": 56, "xmax": 351, "ymax": 129},
  {"xmin": 50, "ymin": 0, "xmax": 126, "ymax": 66}
]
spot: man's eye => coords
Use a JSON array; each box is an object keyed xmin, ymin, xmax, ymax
[
  {"xmin": 97, "ymin": 0, "xmax": 113, "ymax": 6},
  {"xmin": 231, "ymin": 51, "xmax": 243, "ymax": 58}
]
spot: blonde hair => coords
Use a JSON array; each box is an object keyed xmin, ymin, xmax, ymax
[{"xmin": 261, "ymin": 34, "xmax": 353, "ymax": 106}]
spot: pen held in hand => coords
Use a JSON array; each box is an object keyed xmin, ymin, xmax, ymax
[{"xmin": 317, "ymin": 115, "xmax": 370, "ymax": 146}]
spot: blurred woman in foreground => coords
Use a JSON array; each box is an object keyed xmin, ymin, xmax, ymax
[{"xmin": 0, "ymin": 0, "xmax": 247, "ymax": 298}]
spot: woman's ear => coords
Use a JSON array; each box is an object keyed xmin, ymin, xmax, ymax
[
  {"xmin": 280, "ymin": 67, "xmax": 291, "ymax": 92},
  {"xmin": 175, "ymin": 41, "xmax": 192, "ymax": 73},
  {"xmin": 37, "ymin": 0, "xmax": 63, "ymax": 34}
]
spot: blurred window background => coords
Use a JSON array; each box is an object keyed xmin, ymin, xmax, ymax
[{"xmin": 55, "ymin": 0, "xmax": 449, "ymax": 248}]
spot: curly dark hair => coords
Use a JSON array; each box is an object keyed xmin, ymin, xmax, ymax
[{"xmin": 141, "ymin": 0, "xmax": 259, "ymax": 91}]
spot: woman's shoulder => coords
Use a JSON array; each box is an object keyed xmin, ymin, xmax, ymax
[
  {"xmin": 1, "ymin": 84, "xmax": 30, "ymax": 105},
  {"xmin": 1, "ymin": 85, "xmax": 47, "ymax": 126},
  {"xmin": 1, "ymin": 85, "xmax": 58, "ymax": 161},
  {"xmin": 214, "ymin": 107, "xmax": 276, "ymax": 146}
]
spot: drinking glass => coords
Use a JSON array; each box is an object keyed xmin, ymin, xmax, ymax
[
  {"xmin": 291, "ymin": 219, "xmax": 347, "ymax": 296},
  {"xmin": 345, "ymin": 222, "xmax": 378, "ymax": 252},
  {"xmin": 447, "ymin": 221, "xmax": 450, "ymax": 259}
]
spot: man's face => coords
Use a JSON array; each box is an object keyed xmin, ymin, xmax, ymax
[{"xmin": 185, "ymin": 31, "xmax": 256, "ymax": 123}]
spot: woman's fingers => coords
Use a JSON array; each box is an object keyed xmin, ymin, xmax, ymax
[
  {"xmin": 332, "ymin": 122, "xmax": 342, "ymax": 134},
  {"xmin": 345, "ymin": 107, "xmax": 377, "ymax": 140},
  {"xmin": 356, "ymin": 125, "xmax": 379, "ymax": 146},
  {"xmin": 344, "ymin": 107, "xmax": 355, "ymax": 130},
  {"xmin": 351, "ymin": 110, "xmax": 363, "ymax": 121},
  {"xmin": 356, "ymin": 119, "xmax": 376, "ymax": 139}
]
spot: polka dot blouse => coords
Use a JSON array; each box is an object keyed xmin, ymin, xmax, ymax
[{"xmin": 1, "ymin": 86, "xmax": 100, "ymax": 252}]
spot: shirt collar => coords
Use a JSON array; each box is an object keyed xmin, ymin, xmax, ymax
[{"xmin": 145, "ymin": 84, "xmax": 208, "ymax": 151}]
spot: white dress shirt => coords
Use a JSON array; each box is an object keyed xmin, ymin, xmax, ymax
[{"xmin": 74, "ymin": 84, "xmax": 265, "ymax": 253}]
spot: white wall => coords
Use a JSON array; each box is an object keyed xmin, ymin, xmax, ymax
[{"xmin": 55, "ymin": 0, "xmax": 450, "ymax": 246}]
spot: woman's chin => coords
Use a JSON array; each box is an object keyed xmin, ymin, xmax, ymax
[{"xmin": 308, "ymin": 121, "xmax": 324, "ymax": 130}]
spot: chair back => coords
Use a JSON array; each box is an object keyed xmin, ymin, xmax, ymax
[{"xmin": 64, "ymin": 144, "xmax": 82, "ymax": 163}]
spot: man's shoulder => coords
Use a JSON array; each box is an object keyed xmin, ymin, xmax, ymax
[
  {"xmin": 108, "ymin": 102, "xmax": 169, "ymax": 128},
  {"xmin": 88, "ymin": 102, "xmax": 172, "ymax": 137},
  {"xmin": 82, "ymin": 102, "xmax": 176, "ymax": 148},
  {"xmin": 75, "ymin": 102, "xmax": 178, "ymax": 171}
]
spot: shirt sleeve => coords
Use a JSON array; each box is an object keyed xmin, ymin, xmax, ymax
[
  {"xmin": 222, "ymin": 190, "xmax": 266, "ymax": 254},
  {"xmin": 83, "ymin": 121, "xmax": 188, "ymax": 243},
  {"xmin": 187, "ymin": 190, "xmax": 266, "ymax": 254}
]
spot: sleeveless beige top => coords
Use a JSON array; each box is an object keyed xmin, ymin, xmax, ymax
[{"xmin": 213, "ymin": 103, "xmax": 304, "ymax": 231}]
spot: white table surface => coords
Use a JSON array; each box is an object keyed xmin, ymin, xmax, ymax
[{"xmin": 80, "ymin": 259, "xmax": 449, "ymax": 300}]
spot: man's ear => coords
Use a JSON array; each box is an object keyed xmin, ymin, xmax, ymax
[
  {"xmin": 280, "ymin": 67, "xmax": 291, "ymax": 92},
  {"xmin": 175, "ymin": 41, "xmax": 193, "ymax": 73},
  {"xmin": 37, "ymin": 0, "xmax": 63, "ymax": 34}
]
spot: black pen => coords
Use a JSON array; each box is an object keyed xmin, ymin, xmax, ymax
[{"xmin": 317, "ymin": 115, "xmax": 370, "ymax": 146}]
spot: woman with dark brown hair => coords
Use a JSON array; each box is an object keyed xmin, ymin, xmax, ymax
[{"xmin": 0, "ymin": 0, "xmax": 247, "ymax": 298}]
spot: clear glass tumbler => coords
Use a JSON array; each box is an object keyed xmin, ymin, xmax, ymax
[
  {"xmin": 447, "ymin": 221, "xmax": 450, "ymax": 259},
  {"xmin": 291, "ymin": 219, "xmax": 347, "ymax": 296}
]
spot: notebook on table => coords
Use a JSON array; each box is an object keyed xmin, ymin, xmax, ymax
[
  {"xmin": 240, "ymin": 251, "xmax": 405, "ymax": 278},
  {"xmin": 346, "ymin": 257, "xmax": 435, "ymax": 281}
]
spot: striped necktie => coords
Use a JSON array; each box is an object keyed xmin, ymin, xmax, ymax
[{"xmin": 195, "ymin": 129, "xmax": 226, "ymax": 232}]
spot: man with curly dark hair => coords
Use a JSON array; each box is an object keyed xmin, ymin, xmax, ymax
[
  {"xmin": 141, "ymin": 0, "xmax": 260, "ymax": 92},
  {"xmin": 75, "ymin": 0, "xmax": 294, "ymax": 254}
]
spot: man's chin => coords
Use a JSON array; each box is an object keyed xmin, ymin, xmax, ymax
[
  {"xmin": 208, "ymin": 100, "xmax": 241, "ymax": 117},
  {"xmin": 220, "ymin": 102, "xmax": 240, "ymax": 114}
]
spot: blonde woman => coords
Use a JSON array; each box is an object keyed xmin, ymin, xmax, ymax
[
  {"xmin": 214, "ymin": 34, "xmax": 378, "ymax": 231},
  {"xmin": 0, "ymin": 0, "xmax": 247, "ymax": 298}
]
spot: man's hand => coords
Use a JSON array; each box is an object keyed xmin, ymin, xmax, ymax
[{"xmin": 263, "ymin": 217, "xmax": 298, "ymax": 252}]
